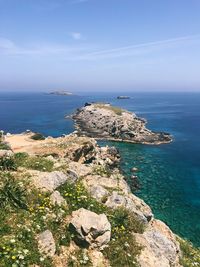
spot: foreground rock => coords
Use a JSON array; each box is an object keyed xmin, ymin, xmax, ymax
[
  {"xmin": 73, "ymin": 103, "xmax": 172, "ymax": 144},
  {"xmin": 37, "ymin": 230, "xmax": 56, "ymax": 257},
  {"xmin": 69, "ymin": 208, "xmax": 111, "ymax": 248}
]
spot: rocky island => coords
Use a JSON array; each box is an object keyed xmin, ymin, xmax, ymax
[
  {"xmin": 0, "ymin": 131, "xmax": 199, "ymax": 267},
  {"xmin": 49, "ymin": 90, "xmax": 73, "ymax": 96},
  {"xmin": 73, "ymin": 103, "xmax": 172, "ymax": 144}
]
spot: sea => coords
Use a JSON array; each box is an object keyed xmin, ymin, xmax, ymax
[{"xmin": 0, "ymin": 91, "xmax": 200, "ymax": 246}]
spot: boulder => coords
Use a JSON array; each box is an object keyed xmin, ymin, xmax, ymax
[
  {"xmin": 31, "ymin": 171, "xmax": 68, "ymax": 192},
  {"xmin": 37, "ymin": 230, "xmax": 56, "ymax": 257},
  {"xmin": 89, "ymin": 185, "xmax": 109, "ymax": 202},
  {"xmin": 69, "ymin": 208, "xmax": 111, "ymax": 248},
  {"xmin": 105, "ymin": 191, "xmax": 153, "ymax": 223},
  {"xmin": 135, "ymin": 219, "xmax": 181, "ymax": 267},
  {"xmin": 50, "ymin": 191, "xmax": 67, "ymax": 206}
]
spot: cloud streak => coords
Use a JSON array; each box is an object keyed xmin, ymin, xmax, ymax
[
  {"xmin": 0, "ymin": 34, "xmax": 199, "ymax": 61},
  {"xmin": 81, "ymin": 34, "xmax": 200, "ymax": 60}
]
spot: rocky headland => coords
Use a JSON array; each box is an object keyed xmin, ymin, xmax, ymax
[
  {"xmin": 0, "ymin": 131, "xmax": 199, "ymax": 266},
  {"xmin": 73, "ymin": 103, "xmax": 172, "ymax": 144}
]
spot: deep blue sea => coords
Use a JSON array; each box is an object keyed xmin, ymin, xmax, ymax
[{"xmin": 0, "ymin": 91, "xmax": 200, "ymax": 246}]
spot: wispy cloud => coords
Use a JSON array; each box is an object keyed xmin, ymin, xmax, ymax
[
  {"xmin": 0, "ymin": 34, "xmax": 199, "ymax": 61},
  {"xmin": 81, "ymin": 34, "xmax": 200, "ymax": 60},
  {"xmin": 70, "ymin": 32, "xmax": 83, "ymax": 40}
]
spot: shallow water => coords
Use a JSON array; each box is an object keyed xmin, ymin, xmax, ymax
[{"xmin": 1, "ymin": 91, "xmax": 200, "ymax": 245}]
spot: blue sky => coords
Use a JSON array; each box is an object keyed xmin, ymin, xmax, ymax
[{"xmin": 0, "ymin": 0, "xmax": 200, "ymax": 92}]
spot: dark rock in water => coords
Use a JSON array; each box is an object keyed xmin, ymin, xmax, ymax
[
  {"xmin": 131, "ymin": 167, "xmax": 139, "ymax": 172},
  {"xmin": 72, "ymin": 103, "xmax": 172, "ymax": 145},
  {"xmin": 117, "ymin": 96, "xmax": 130, "ymax": 99}
]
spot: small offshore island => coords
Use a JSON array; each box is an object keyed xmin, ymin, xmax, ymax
[{"xmin": 73, "ymin": 103, "xmax": 172, "ymax": 144}]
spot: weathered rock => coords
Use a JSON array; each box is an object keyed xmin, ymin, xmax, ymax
[
  {"xmin": 68, "ymin": 161, "xmax": 92, "ymax": 177},
  {"xmin": 135, "ymin": 219, "xmax": 181, "ymax": 267},
  {"xmin": 69, "ymin": 208, "xmax": 111, "ymax": 248},
  {"xmin": 73, "ymin": 103, "xmax": 172, "ymax": 144},
  {"xmin": 50, "ymin": 191, "xmax": 67, "ymax": 206},
  {"xmin": 31, "ymin": 171, "xmax": 68, "ymax": 192},
  {"xmin": 37, "ymin": 230, "xmax": 56, "ymax": 257},
  {"xmin": 105, "ymin": 191, "xmax": 152, "ymax": 223},
  {"xmin": 89, "ymin": 185, "xmax": 109, "ymax": 202}
]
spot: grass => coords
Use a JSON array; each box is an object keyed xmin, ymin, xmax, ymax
[
  {"xmin": 0, "ymin": 163, "xmax": 144, "ymax": 267},
  {"xmin": 59, "ymin": 181, "xmax": 144, "ymax": 266},
  {"xmin": 92, "ymin": 164, "xmax": 112, "ymax": 177},
  {"xmin": 94, "ymin": 103, "xmax": 123, "ymax": 115},
  {"xmin": 14, "ymin": 152, "xmax": 54, "ymax": 172},
  {"xmin": 0, "ymin": 172, "xmax": 54, "ymax": 266},
  {"xmin": 103, "ymin": 207, "xmax": 144, "ymax": 267},
  {"xmin": 178, "ymin": 237, "xmax": 200, "ymax": 267}
]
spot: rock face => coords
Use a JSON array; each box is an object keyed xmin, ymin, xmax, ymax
[
  {"xmin": 135, "ymin": 220, "xmax": 181, "ymax": 267},
  {"xmin": 73, "ymin": 103, "xmax": 172, "ymax": 144},
  {"xmin": 69, "ymin": 208, "xmax": 111, "ymax": 248},
  {"xmin": 31, "ymin": 171, "xmax": 68, "ymax": 192},
  {"xmin": 37, "ymin": 230, "xmax": 56, "ymax": 257}
]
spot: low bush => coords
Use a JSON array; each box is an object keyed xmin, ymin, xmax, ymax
[
  {"xmin": 31, "ymin": 133, "xmax": 45, "ymax": 140},
  {"xmin": 178, "ymin": 237, "xmax": 200, "ymax": 267},
  {"xmin": 14, "ymin": 153, "xmax": 54, "ymax": 172}
]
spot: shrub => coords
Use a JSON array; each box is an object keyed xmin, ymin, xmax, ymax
[
  {"xmin": 59, "ymin": 181, "xmax": 106, "ymax": 214},
  {"xmin": 31, "ymin": 133, "xmax": 45, "ymax": 140},
  {"xmin": 178, "ymin": 237, "xmax": 200, "ymax": 267},
  {"xmin": 103, "ymin": 207, "xmax": 144, "ymax": 267},
  {"xmin": 0, "ymin": 173, "xmax": 27, "ymax": 210},
  {"xmin": 0, "ymin": 142, "xmax": 10, "ymax": 150},
  {"xmin": 0, "ymin": 156, "xmax": 17, "ymax": 171}
]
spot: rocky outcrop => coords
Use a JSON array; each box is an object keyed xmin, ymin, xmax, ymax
[
  {"xmin": 30, "ymin": 171, "xmax": 69, "ymax": 192},
  {"xmin": 69, "ymin": 208, "xmax": 111, "ymax": 248},
  {"xmin": 135, "ymin": 220, "xmax": 181, "ymax": 267},
  {"xmin": 73, "ymin": 103, "xmax": 172, "ymax": 144}
]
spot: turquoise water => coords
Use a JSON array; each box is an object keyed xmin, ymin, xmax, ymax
[{"xmin": 0, "ymin": 92, "xmax": 200, "ymax": 246}]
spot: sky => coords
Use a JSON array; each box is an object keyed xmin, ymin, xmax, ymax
[{"xmin": 0, "ymin": 0, "xmax": 200, "ymax": 92}]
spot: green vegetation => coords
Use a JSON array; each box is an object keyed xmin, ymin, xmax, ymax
[
  {"xmin": 178, "ymin": 237, "xmax": 200, "ymax": 267},
  {"xmin": 31, "ymin": 133, "xmax": 46, "ymax": 140},
  {"xmin": 92, "ymin": 164, "xmax": 112, "ymax": 177},
  {"xmin": 68, "ymin": 249, "xmax": 92, "ymax": 267},
  {"xmin": 0, "ymin": 142, "xmax": 10, "ymax": 150},
  {"xmin": 0, "ymin": 172, "xmax": 55, "ymax": 266},
  {"xmin": 14, "ymin": 152, "xmax": 54, "ymax": 172},
  {"xmin": 94, "ymin": 103, "xmax": 123, "ymax": 115},
  {"xmin": 0, "ymin": 155, "xmax": 17, "ymax": 171},
  {"xmin": 0, "ymin": 152, "xmax": 54, "ymax": 172},
  {"xmin": 103, "ymin": 207, "xmax": 144, "ymax": 267}
]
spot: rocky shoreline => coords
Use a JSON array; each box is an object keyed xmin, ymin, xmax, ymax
[
  {"xmin": 73, "ymin": 103, "xmax": 172, "ymax": 145},
  {"xmin": 0, "ymin": 131, "xmax": 197, "ymax": 266}
]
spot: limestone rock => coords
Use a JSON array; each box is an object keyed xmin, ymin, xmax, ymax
[
  {"xmin": 68, "ymin": 161, "xmax": 92, "ymax": 177},
  {"xmin": 31, "ymin": 171, "xmax": 68, "ymax": 192},
  {"xmin": 50, "ymin": 191, "xmax": 67, "ymax": 206},
  {"xmin": 105, "ymin": 191, "xmax": 152, "ymax": 223},
  {"xmin": 89, "ymin": 185, "xmax": 109, "ymax": 202},
  {"xmin": 135, "ymin": 219, "xmax": 181, "ymax": 267},
  {"xmin": 73, "ymin": 103, "xmax": 172, "ymax": 144},
  {"xmin": 69, "ymin": 208, "xmax": 111, "ymax": 248},
  {"xmin": 37, "ymin": 230, "xmax": 56, "ymax": 257}
]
